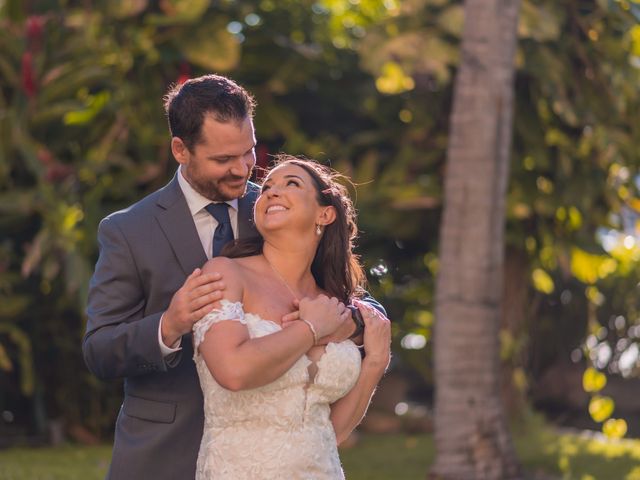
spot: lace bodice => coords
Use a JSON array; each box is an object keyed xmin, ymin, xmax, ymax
[{"xmin": 192, "ymin": 300, "xmax": 362, "ymax": 479}]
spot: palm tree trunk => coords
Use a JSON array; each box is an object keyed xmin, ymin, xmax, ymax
[{"xmin": 431, "ymin": 1, "xmax": 523, "ymax": 479}]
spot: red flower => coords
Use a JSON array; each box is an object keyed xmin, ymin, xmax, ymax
[
  {"xmin": 177, "ymin": 61, "xmax": 191, "ymax": 85},
  {"xmin": 45, "ymin": 164, "xmax": 74, "ymax": 183},
  {"xmin": 21, "ymin": 51, "xmax": 37, "ymax": 97},
  {"xmin": 26, "ymin": 16, "xmax": 45, "ymax": 46},
  {"xmin": 254, "ymin": 144, "xmax": 271, "ymax": 182}
]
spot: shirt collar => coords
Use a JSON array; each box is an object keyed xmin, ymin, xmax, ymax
[{"xmin": 177, "ymin": 165, "xmax": 238, "ymax": 216}]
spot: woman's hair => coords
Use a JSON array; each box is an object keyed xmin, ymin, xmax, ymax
[{"xmin": 221, "ymin": 154, "xmax": 366, "ymax": 303}]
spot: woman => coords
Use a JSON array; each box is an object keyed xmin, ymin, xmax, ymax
[{"xmin": 192, "ymin": 155, "xmax": 391, "ymax": 479}]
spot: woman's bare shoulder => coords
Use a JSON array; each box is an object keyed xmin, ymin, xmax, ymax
[
  {"xmin": 202, "ymin": 256, "xmax": 240, "ymax": 275},
  {"xmin": 201, "ymin": 257, "xmax": 245, "ymax": 301},
  {"xmin": 202, "ymin": 256, "xmax": 265, "ymax": 297}
]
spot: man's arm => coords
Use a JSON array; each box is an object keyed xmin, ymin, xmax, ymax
[
  {"xmin": 83, "ymin": 216, "xmax": 238, "ymax": 380},
  {"xmin": 83, "ymin": 216, "xmax": 168, "ymax": 380},
  {"xmin": 330, "ymin": 307, "xmax": 391, "ymax": 443},
  {"xmin": 358, "ymin": 290, "xmax": 386, "ymax": 317}
]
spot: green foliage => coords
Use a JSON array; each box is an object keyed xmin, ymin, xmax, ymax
[
  {"xmin": 583, "ymin": 367, "xmax": 607, "ymax": 392},
  {"xmin": 2, "ymin": 0, "xmax": 640, "ymax": 440}
]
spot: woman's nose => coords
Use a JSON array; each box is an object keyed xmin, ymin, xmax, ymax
[{"xmin": 266, "ymin": 186, "xmax": 281, "ymax": 197}]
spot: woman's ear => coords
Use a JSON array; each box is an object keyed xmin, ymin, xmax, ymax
[
  {"xmin": 317, "ymin": 206, "xmax": 337, "ymax": 226},
  {"xmin": 171, "ymin": 137, "xmax": 189, "ymax": 165}
]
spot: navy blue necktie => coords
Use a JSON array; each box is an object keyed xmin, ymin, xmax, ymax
[{"xmin": 205, "ymin": 203, "xmax": 234, "ymax": 257}]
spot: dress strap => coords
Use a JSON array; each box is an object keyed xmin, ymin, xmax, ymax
[{"xmin": 192, "ymin": 300, "xmax": 245, "ymax": 353}]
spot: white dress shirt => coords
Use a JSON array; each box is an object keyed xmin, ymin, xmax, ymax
[{"xmin": 158, "ymin": 166, "xmax": 239, "ymax": 355}]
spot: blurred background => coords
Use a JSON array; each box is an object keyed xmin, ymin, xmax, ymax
[{"xmin": 2, "ymin": 0, "xmax": 640, "ymax": 478}]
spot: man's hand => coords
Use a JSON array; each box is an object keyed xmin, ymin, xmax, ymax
[
  {"xmin": 357, "ymin": 301, "xmax": 391, "ymax": 370},
  {"xmin": 281, "ymin": 295, "xmax": 351, "ymax": 341},
  {"xmin": 161, "ymin": 268, "xmax": 225, "ymax": 347}
]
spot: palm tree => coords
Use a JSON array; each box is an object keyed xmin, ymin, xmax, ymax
[{"xmin": 431, "ymin": 1, "xmax": 523, "ymax": 478}]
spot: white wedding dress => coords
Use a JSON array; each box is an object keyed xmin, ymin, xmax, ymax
[{"xmin": 192, "ymin": 300, "xmax": 362, "ymax": 479}]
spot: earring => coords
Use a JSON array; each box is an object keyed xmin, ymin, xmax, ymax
[{"xmin": 316, "ymin": 224, "xmax": 322, "ymax": 236}]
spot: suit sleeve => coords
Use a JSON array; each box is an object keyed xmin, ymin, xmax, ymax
[
  {"xmin": 83, "ymin": 216, "xmax": 171, "ymax": 380},
  {"xmin": 358, "ymin": 291, "xmax": 387, "ymax": 317}
]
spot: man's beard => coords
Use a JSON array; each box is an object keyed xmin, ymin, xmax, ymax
[{"xmin": 190, "ymin": 173, "xmax": 250, "ymax": 201}]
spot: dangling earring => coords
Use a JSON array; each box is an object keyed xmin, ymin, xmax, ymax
[{"xmin": 316, "ymin": 224, "xmax": 322, "ymax": 236}]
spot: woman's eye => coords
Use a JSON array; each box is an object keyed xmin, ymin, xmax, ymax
[{"xmin": 287, "ymin": 180, "xmax": 299, "ymax": 187}]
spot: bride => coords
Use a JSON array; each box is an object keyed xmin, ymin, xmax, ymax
[{"xmin": 192, "ymin": 155, "xmax": 391, "ymax": 479}]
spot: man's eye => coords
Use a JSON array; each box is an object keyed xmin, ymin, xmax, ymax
[{"xmin": 261, "ymin": 185, "xmax": 271, "ymax": 192}]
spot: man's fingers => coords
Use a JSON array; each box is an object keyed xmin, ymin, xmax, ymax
[
  {"xmin": 190, "ymin": 290, "xmax": 223, "ymax": 311},
  {"xmin": 192, "ymin": 302, "xmax": 218, "ymax": 322},
  {"xmin": 190, "ymin": 281, "xmax": 226, "ymax": 299},
  {"xmin": 185, "ymin": 271, "xmax": 223, "ymax": 289},
  {"xmin": 362, "ymin": 310, "xmax": 377, "ymax": 328}
]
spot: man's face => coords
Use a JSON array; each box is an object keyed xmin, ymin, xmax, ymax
[{"xmin": 173, "ymin": 115, "xmax": 256, "ymax": 201}]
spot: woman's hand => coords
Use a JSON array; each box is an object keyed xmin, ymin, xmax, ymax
[{"xmin": 281, "ymin": 296, "xmax": 351, "ymax": 342}]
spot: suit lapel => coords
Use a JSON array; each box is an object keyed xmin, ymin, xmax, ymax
[
  {"xmin": 155, "ymin": 174, "xmax": 208, "ymax": 275},
  {"xmin": 237, "ymin": 182, "xmax": 260, "ymax": 239}
]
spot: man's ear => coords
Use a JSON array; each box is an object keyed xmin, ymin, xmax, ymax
[
  {"xmin": 318, "ymin": 206, "xmax": 337, "ymax": 226},
  {"xmin": 171, "ymin": 137, "xmax": 189, "ymax": 165}
]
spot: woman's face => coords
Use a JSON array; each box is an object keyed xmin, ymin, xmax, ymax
[{"xmin": 254, "ymin": 163, "xmax": 331, "ymax": 237}]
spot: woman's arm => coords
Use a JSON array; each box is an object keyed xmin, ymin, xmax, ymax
[
  {"xmin": 330, "ymin": 306, "xmax": 391, "ymax": 444},
  {"xmin": 197, "ymin": 258, "xmax": 347, "ymax": 391}
]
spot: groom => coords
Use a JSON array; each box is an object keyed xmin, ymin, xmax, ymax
[{"xmin": 83, "ymin": 74, "xmax": 384, "ymax": 480}]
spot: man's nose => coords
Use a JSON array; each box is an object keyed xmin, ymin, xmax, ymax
[{"xmin": 230, "ymin": 154, "xmax": 254, "ymax": 177}]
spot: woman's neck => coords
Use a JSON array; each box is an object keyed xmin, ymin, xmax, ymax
[{"xmin": 261, "ymin": 241, "xmax": 317, "ymax": 296}]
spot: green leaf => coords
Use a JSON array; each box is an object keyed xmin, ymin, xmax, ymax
[
  {"xmin": 588, "ymin": 395, "xmax": 614, "ymax": 423},
  {"xmin": 0, "ymin": 295, "xmax": 30, "ymax": 318},
  {"xmin": 0, "ymin": 324, "xmax": 34, "ymax": 396},
  {"xmin": 0, "ymin": 343, "xmax": 13, "ymax": 371},
  {"xmin": 375, "ymin": 62, "xmax": 414, "ymax": 95},
  {"xmin": 63, "ymin": 91, "xmax": 111, "ymax": 126},
  {"xmin": 146, "ymin": 0, "xmax": 211, "ymax": 25},
  {"xmin": 571, "ymin": 248, "xmax": 617, "ymax": 285},
  {"xmin": 531, "ymin": 268, "xmax": 554, "ymax": 294},
  {"xmin": 179, "ymin": 22, "xmax": 240, "ymax": 71},
  {"xmin": 437, "ymin": 5, "xmax": 464, "ymax": 37},
  {"xmin": 583, "ymin": 367, "xmax": 607, "ymax": 393},
  {"xmin": 518, "ymin": 2, "xmax": 562, "ymax": 41},
  {"xmin": 602, "ymin": 418, "xmax": 627, "ymax": 439},
  {"xmin": 108, "ymin": 0, "xmax": 148, "ymax": 19}
]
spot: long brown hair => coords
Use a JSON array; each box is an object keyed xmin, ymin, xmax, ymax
[{"xmin": 221, "ymin": 155, "xmax": 366, "ymax": 303}]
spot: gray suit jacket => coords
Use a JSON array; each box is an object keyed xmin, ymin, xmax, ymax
[{"xmin": 83, "ymin": 173, "xmax": 260, "ymax": 480}]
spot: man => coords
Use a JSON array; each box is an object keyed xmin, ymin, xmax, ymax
[{"xmin": 83, "ymin": 74, "xmax": 384, "ymax": 479}]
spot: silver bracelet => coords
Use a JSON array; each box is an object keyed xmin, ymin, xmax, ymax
[{"xmin": 300, "ymin": 318, "xmax": 318, "ymax": 345}]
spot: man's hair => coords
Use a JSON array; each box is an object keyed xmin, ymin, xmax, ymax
[{"xmin": 163, "ymin": 74, "xmax": 256, "ymax": 152}]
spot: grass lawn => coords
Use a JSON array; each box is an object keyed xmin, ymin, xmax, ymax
[{"xmin": 2, "ymin": 421, "xmax": 640, "ymax": 479}]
